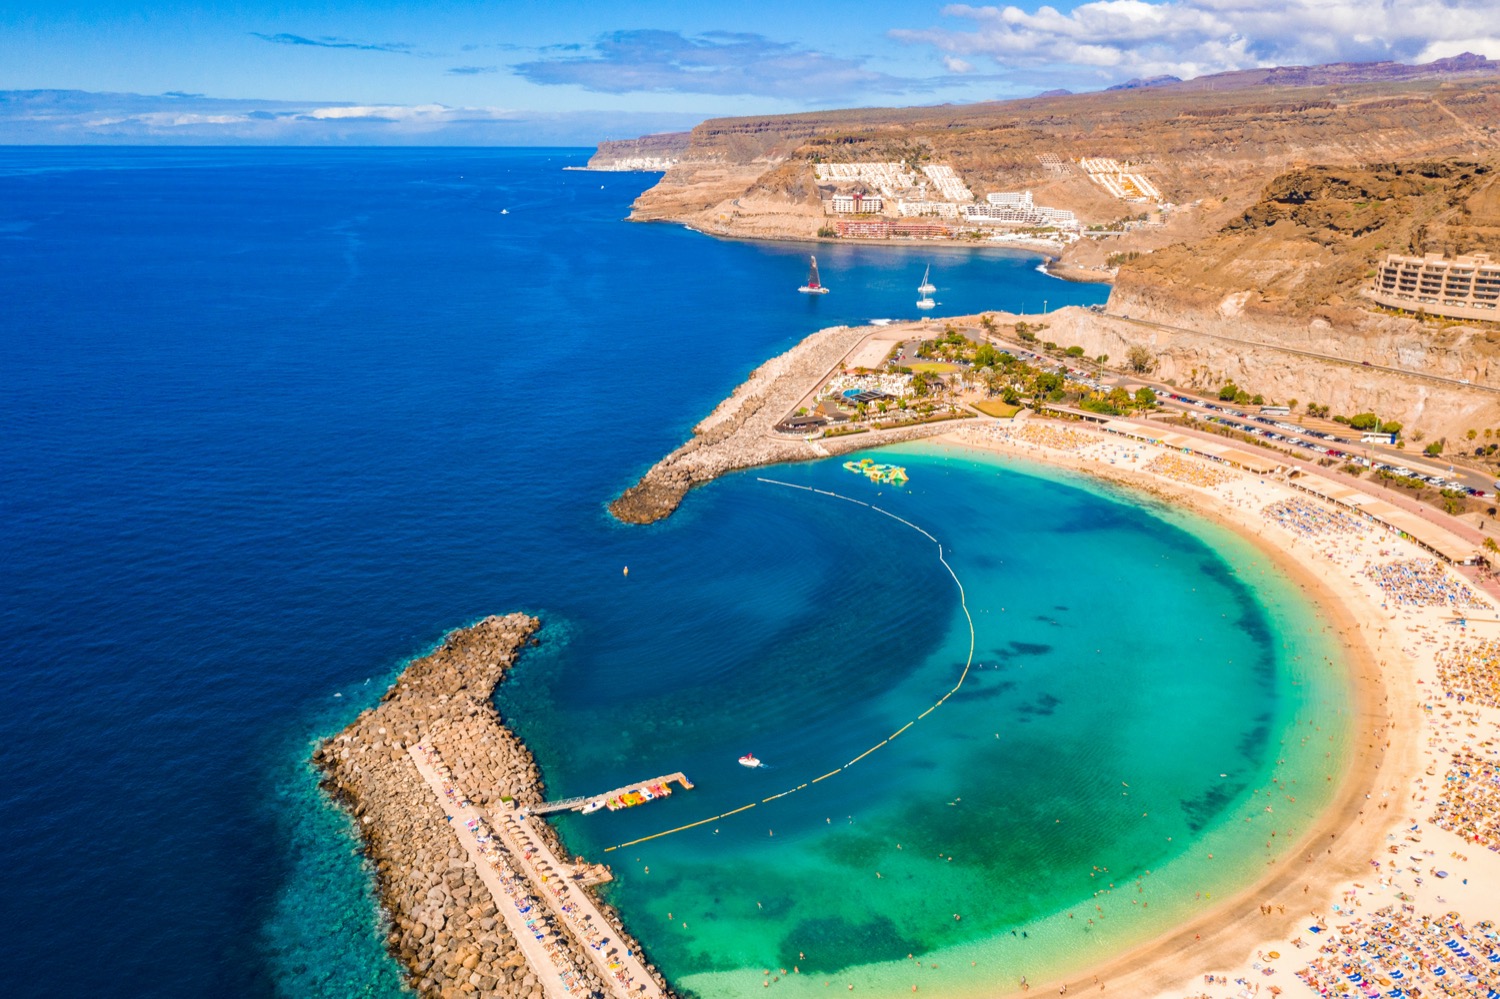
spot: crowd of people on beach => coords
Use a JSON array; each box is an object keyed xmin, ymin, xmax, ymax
[
  {"xmin": 1263, "ymin": 498, "xmax": 1372, "ymax": 539},
  {"xmin": 1431, "ymin": 749, "xmax": 1500, "ymax": 854},
  {"xmin": 1143, "ymin": 451, "xmax": 1239, "ymax": 488},
  {"xmin": 1364, "ymin": 558, "xmax": 1489, "ymax": 611},
  {"xmin": 1293, "ymin": 906, "xmax": 1499, "ymax": 998},
  {"xmin": 1436, "ymin": 639, "xmax": 1500, "ymax": 712},
  {"xmin": 965, "ymin": 420, "xmax": 1098, "ymax": 452}
]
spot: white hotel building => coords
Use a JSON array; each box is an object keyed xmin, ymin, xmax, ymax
[
  {"xmin": 960, "ymin": 191, "xmax": 1078, "ymax": 230},
  {"xmin": 830, "ymin": 192, "xmax": 884, "ymax": 214},
  {"xmin": 1367, "ymin": 252, "xmax": 1500, "ymax": 321}
]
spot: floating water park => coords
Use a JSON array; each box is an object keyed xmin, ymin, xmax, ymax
[{"xmin": 843, "ymin": 457, "xmax": 909, "ymax": 485}]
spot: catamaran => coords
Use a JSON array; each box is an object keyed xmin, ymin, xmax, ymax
[
  {"xmin": 798, "ymin": 256, "xmax": 830, "ymax": 295},
  {"xmin": 916, "ymin": 264, "xmax": 936, "ymax": 309}
]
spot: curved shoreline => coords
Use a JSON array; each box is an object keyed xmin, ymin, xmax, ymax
[
  {"xmin": 611, "ymin": 313, "xmax": 1499, "ymax": 996},
  {"xmin": 665, "ymin": 215, "xmax": 1112, "ymax": 284},
  {"xmin": 330, "ymin": 336, "xmax": 1494, "ymax": 997},
  {"xmin": 921, "ymin": 432, "xmax": 1400, "ymax": 997}
]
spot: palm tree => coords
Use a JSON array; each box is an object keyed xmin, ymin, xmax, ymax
[{"xmin": 1126, "ymin": 344, "xmax": 1155, "ymax": 374}]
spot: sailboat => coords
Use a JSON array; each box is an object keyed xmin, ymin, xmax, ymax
[
  {"xmin": 798, "ymin": 256, "xmax": 830, "ymax": 295},
  {"xmin": 916, "ymin": 264, "xmax": 936, "ymax": 309}
]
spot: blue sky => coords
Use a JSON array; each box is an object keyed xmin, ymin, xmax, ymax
[{"xmin": 2, "ymin": 0, "xmax": 1497, "ymax": 143}]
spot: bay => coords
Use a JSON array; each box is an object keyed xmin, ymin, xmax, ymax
[{"xmin": 0, "ymin": 147, "xmax": 1346, "ymax": 998}]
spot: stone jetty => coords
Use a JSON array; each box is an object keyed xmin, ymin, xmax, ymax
[
  {"xmin": 610, "ymin": 323, "xmax": 966, "ymax": 524},
  {"xmin": 314, "ymin": 614, "xmax": 671, "ymax": 999}
]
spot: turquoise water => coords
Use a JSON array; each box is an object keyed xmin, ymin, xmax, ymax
[
  {"xmin": 0, "ymin": 146, "xmax": 1356, "ymax": 998},
  {"xmin": 498, "ymin": 443, "xmax": 1354, "ymax": 997}
]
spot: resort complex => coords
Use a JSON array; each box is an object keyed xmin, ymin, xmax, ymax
[
  {"xmin": 812, "ymin": 159, "xmax": 1141, "ymax": 240},
  {"xmin": 1077, "ymin": 157, "xmax": 1163, "ymax": 202},
  {"xmin": 960, "ymin": 191, "xmax": 1080, "ymax": 230},
  {"xmin": 1368, "ymin": 252, "xmax": 1500, "ymax": 321}
]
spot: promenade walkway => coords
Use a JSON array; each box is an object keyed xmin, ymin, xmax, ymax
[
  {"xmin": 492, "ymin": 806, "xmax": 664, "ymax": 997},
  {"xmin": 407, "ymin": 746, "xmax": 579, "ymax": 999},
  {"xmin": 410, "ymin": 743, "xmax": 665, "ymax": 998},
  {"xmin": 1106, "ymin": 312, "xmax": 1500, "ymax": 394}
]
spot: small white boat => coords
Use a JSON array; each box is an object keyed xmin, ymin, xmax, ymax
[
  {"xmin": 580, "ymin": 799, "xmax": 604, "ymax": 814},
  {"xmin": 918, "ymin": 264, "xmax": 936, "ymax": 295},
  {"xmin": 916, "ymin": 264, "xmax": 936, "ymax": 308},
  {"xmin": 739, "ymin": 753, "xmax": 762, "ymax": 768},
  {"xmin": 798, "ymin": 256, "xmax": 830, "ymax": 295}
]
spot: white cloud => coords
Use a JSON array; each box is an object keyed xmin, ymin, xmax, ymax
[
  {"xmin": 81, "ymin": 112, "xmax": 253, "ymax": 128},
  {"xmin": 305, "ymin": 104, "xmax": 454, "ymax": 121},
  {"xmin": 892, "ymin": 1, "xmax": 1500, "ymax": 83},
  {"xmin": 142, "ymin": 113, "xmax": 252, "ymax": 126},
  {"xmin": 514, "ymin": 29, "xmax": 925, "ymax": 98},
  {"xmin": 943, "ymin": 55, "xmax": 976, "ymax": 72},
  {"xmin": 0, "ymin": 89, "xmax": 713, "ymax": 145},
  {"xmin": 1418, "ymin": 36, "xmax": 1500, "ymax": 62}
]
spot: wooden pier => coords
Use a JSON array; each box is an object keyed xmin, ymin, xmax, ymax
[{"xmin": 527, "ymin": 772, "xmax": 694, "ymax": 816}]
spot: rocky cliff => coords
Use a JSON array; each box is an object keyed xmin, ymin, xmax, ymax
[
  {"xmin": 585, "ymin": 132, "xmax": 691, "ymax": 171},
  {"xmin": 603, "ymin": 56, "xmax": 1500, "ymax": 430},
  {"xmin": 1112, "ymin": 160, "xmax": 1500, "ymax": 322},
  {"xmin": 1028, "ymin": 307, "xmax": 1500, "ymax": 440},
  {"xmin": 625, "ymin": 60, "xmax": 1500, "ymax": 238}
]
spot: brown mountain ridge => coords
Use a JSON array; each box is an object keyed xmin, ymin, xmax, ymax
[{"xmin": 594, "ymin": 55, "xmax": 1500, "ymax": 437}]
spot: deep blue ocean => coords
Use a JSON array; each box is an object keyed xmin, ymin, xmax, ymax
[{"xmin": 1, "ymin": 148, "xmax": 1351, "ymax": 998}]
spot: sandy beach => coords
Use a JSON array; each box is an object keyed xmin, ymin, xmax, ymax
[{"xmin": 934, "ymin": 417, "xmax": 1500, "ymax": 999}]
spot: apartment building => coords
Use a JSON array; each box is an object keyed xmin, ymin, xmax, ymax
[
  {"xmin": 1368, "ymin": 252, "xmax": 1500, "ymax": 321},
  {"xmin": 830, "ymin": 192, "xmax": 884, "ymax": 213}
]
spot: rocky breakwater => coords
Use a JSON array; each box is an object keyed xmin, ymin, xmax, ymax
[
  {"xmin": 610, "ymin": 324, "xmax": 967, "ymax": 524},
  {"xmin": 314, "ymin": 614, "xmax": 666, "ymax": 999}
]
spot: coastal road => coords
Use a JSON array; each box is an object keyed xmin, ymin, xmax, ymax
[
  {"xmin": 1095, "ymin": 311, "xmax": 1500, "ymax": 483},
  {"xmin": 1171, "ymin": 418, "xmax": 1495, "ymax": 550},
  {"xmin": 1104, "ymin": 312, "xmax": 1500, "ymax": 395},
  {"xmin": 408, "ymin": 748, "xmax": 578, "ymax": 999},
  {"xmin": 963, "ymin": 322, "xmax": 1497, "ymax": 494}
]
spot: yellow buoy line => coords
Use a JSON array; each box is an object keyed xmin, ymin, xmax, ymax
[{"xmin": 602, "ymin": 477, "xmax": 977, "ymax": 852}]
